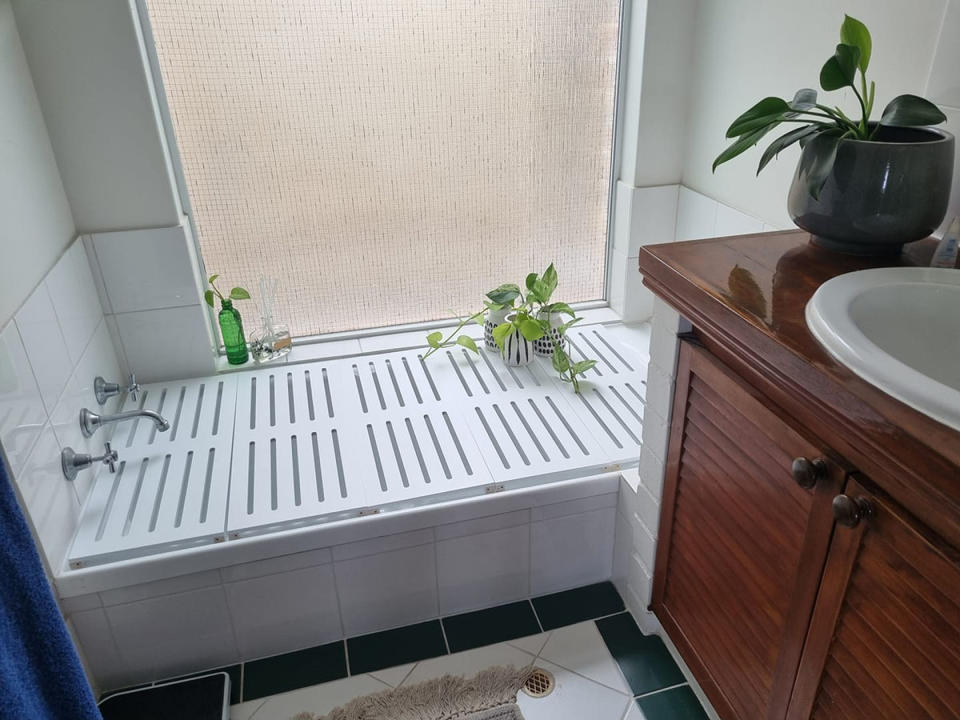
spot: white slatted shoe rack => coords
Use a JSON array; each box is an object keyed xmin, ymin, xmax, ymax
[{"xmin": 68, "ymin": 323, "xmax": 646, "ymax": 567}]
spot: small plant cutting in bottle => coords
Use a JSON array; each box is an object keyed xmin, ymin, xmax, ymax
[
  {"xmin": 422, "ymin": 264, "xmax": 597, "ymax": 392},
  {"xmin": 712, "ymin": 14, "xmax": 948, "ymax": 198},
  {"xmin": 204, "ymin": 274, "xmax": 251, "ymax": 365}
]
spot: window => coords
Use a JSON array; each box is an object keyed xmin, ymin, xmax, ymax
[{"xmin": 145, "ymin": 0, "xmax": 621, "ymax": 337}]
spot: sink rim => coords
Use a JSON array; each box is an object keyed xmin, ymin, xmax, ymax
[{"xmin": 806, "ymin": 267, "xmax": 960, "ymax": 433}]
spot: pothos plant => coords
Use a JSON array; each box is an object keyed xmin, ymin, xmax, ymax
[
  {"xmin": 203, "ymin": 274, "xmax": 251, "ymax": 308},
  {"xmin": 713, "ymin": 14, "xmax": 948, "ymax": 198},
  {"xmin": 423, "ymin": 264, "xmax": 597, "ymax": 393}
]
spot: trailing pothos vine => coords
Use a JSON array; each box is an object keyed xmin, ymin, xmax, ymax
[{"xmin": 422, "ymin": 264, "xmax": 597, "ymax": 392}]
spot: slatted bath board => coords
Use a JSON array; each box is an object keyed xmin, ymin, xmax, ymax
[{"xmin": 68, "ymin": 324, "xmax": 647, "ymax": 567}]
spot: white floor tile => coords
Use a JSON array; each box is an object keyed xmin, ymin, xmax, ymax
[
  {"xmin": 402, "ymin": 642, "xmax": 535, "ymax": 687},
  {"xmin": 368, "ymin": 662, "xmax": 416, "ymax": 688},
  {"xmin": 232, "ymin": 674, "xmax": 389, "ymax": 720},
  {"xmin": 507, "ymin": 632, "xmax": 551, "ymax": 657},
  {"xmin": 516, "ymin": 659, "xmax": 632, "ymax": 720},
  {"xmin": 538, "ymin": 622, "xmax": 631, "ymax": 694}
]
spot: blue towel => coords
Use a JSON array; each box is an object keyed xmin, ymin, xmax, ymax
[{"xmin": 0, "ymin": 456, "xmax": 101, "ymax": 719}]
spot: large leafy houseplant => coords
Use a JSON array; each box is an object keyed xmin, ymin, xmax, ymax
[{"xmin": 713, "ymin": 15, "xmax": 947, "ymax": 200}]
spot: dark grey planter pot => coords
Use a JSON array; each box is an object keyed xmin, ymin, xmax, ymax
[{"xmin": 788, "ymin": 126, "xmax": 954, "ymax": 256}]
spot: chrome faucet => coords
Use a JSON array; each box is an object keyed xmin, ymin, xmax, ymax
[
  {"xmin": 79, "ymin": 407, "xmax": 170, "ymax": 438},
  {"xmin": 94, "ymin": 373, "xmax": 140, "ymax": 405}
]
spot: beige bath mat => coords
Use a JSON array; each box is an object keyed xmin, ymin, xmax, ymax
[{"xmin": 292, "ymin": 665, "xmax": 533, "ymax": 720}]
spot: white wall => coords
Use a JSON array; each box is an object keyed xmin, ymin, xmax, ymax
[
  {"xmin": 681, "ymin": 0, "xmax": 959, "ymax": 231},
  {"xmin": 0, "ymin": 0, "xmax": 75, "ymax": 327},
  {"xmin": 11, "ymin": 0, "xmax": 181, "ymax": 232}
]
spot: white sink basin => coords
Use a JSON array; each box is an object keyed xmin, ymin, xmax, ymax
[{"xmin": 806, "ymin": 267, "xmax": 960, "ymax": 432}]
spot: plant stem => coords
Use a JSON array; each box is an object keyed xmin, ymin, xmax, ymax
[
  {"xmin": 813, "ymin": 104, "xmax": 861, "ymax": 134},
  {"xmin": 422, "ymin": 309, "xmax": 485, "ymax": 359}
]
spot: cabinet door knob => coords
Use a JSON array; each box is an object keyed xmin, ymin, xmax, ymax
[
  {"xmin": 832, "ymin": 494, "xmax": 874, "ymax": 528},
  {"xmin": 792, "ymin": 456, "xmax": 828, "ymax": 489}
]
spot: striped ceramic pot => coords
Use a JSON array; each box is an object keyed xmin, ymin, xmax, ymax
[
  {"xmin": 533, "ymin": 312, "xmax": 564, "ymax": 356},
  {"xmin": 483, "ymin": 308, "xmax": 510, "ymax": 351},
  {"xmin": 501, "ymin": 327, "xmax": 534, "ymax": 367}
]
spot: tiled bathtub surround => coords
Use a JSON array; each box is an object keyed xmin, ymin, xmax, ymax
[
  {"xmin": 63, "ymin": 493, "xmax": 618, "ymax": 691},
  {"xmin": 0, "ymin": 237, "xmax": 120, "ymax": 573},
  {"xmin": 99, "ymin": 582, "xmax": 709, "ymax": 720}
]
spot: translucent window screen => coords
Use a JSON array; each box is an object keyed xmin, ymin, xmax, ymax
[{"xmin": 146, "ymin": 0, "xmax": 620, "ymax": 337}]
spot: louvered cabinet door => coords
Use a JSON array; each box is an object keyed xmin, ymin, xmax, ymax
[
  {"xmin": 787, "ymin": 477, "xmax": 960, "ymax": 720},
  {"xmin": 652, "ymin": 341, "xmax": 844, "ymax": 720}
]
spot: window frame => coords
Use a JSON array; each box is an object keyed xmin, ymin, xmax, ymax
[{"xmin": 135, "ymin": 0, "xmax": 633, "ymax": 351}]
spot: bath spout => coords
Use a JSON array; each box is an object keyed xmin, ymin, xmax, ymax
[{"xmin": 80, "ymin": 407, "xmax": 171, "ymax": 438}]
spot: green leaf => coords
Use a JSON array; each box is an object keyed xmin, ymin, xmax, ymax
[
  {"xmin": 757, "ymin": 125, "xmax": 823, "ymax": 174},
  {"xmin": 819, "ymin": 44, "xmax": 860, "ymax": 91},
  {"xmin": 456, "ymin": 335, "xmax": 478, "ymax": 353},
  {"xmin": 531, "ymin": 279, "xmax": 553, "ymax": 304},
  {"xmin": 518, "ymin": 318, "xmax": 545, "ymax": 341},
  {"xmin": 571, "ymin": 360, "xmax": 598, "ymax": 375},
  {"xmin": 541, "ymin": 263, "xmax": 558, "ymax": 295},
  {"xmin": 485, "ymin": 283, "xmax": 521, "ymax": 306},
  {"xmin": 230, "ymin": 287, "xmax": 251, "ymax": 300},
  {"xmin": 713, "ymin": 123, "xmax": 779, "ymax": 172},
  {"xmin": 790, "ymin": 88, "xmax": 818, "ymax": 112},
  {"xmin": 840, "ymin": 15, "xmax": 871, "ymax": 73},
  {"xmin": 492, "ymin": 322, "xmax": 514, "ymax": 351},
  {"xmin": 207, "ymin": 274, "xmax": 219, "ymax": 285},
  {"xmin": 525, "ymin": 273, "xmax": 538, "ymax": 291},
  {"xmin": 426, "ymin": 331, "xmax": 443, "ymax": 348},
  {"xmin": 725, "ymin": 97, "xmax": 790, "ymax": 138},
  {"xmin": 203, "ymin": 290, "xmax": 215, "ymax": 308},
  {"xmin": 880, "ymin": 95, "xmax": 948, "ymax": 127},
  {"xmin": 545, "ymin": 301, "xmax": 575, "ymax": 317},
  {"xmin": 799, "ymin": 132, "xmax": 843, "ymax": 200},
  {"xmin": 551, "ymin": 345, "xmax": 570, "ymax": 372}
]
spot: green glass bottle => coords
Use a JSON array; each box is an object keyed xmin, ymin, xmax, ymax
[{"xmin": 219, "ymin": 298, "xmax": 249, "ymax": 365}]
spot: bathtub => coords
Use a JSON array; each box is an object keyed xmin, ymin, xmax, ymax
[{"xmin": 56, "ymin": 323, "xmax": 648, "ymax": 691}]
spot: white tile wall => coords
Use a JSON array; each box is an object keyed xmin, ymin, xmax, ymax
[
  {"xmin": 436, "ymin": 523, "xmax": 530, "ymax": 614},
  {"xmin": 113, "ymin": 304, "xmax": 213, "ymax": 382},
  {"xmin": 91, "ymin": 226, "xmax": 200, "ymax": 313},
  {"xmin": 530, "ymin": 506, "xmax": 616, "ymax": 595},
  {"xmin": 614, "ymin": 293, "xmax": 689, "ymax": 622},
  {"xmin": 59, "ymin": 492, "xmax": 619, "ymax": 690},
  {"xmin": 0, "ymin": 320, "xmax": 46, "ymax": 475},
  {"xmin": 334, "ymin": 542, "xmax": 439, "ymax": 636},
  {"xmin": 927, "ymin": 0, "xmax": 960, "ymax": 110},
  {"xmin": 14, "ymin": 282, "xmax": 72, "ymax": 413},
  {"xmin": 85, "ymin": 223, "xmax": 217, "ymax": 383},
  {"xmin": 225, "ymin": 564, "xmax": 342, "ymax": 658},
  {"xmin": 0, "ymin": 236, "xmax": 121, "ymax": 577}
]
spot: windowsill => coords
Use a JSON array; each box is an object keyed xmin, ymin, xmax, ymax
[{"xmin": 214, "ymin": 305, "xmax": 624, "ymax": 374}]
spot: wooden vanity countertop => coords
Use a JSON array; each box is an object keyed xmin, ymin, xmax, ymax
[{"xmin": 638, "ymin": 230, "xmax": 960, "ymax": 548}]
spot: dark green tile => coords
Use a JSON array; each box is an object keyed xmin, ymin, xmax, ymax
[
  {"xmin": 596, "ymin": 612, "xmax": 686, "ymax": 696},
  {"xmin": 443, "ymin": 601, "xmax": 541, "ymax": 653},
  {"xmin": 243, "ymin": 642, "xmax": 347, "ymax": 701},
  {"xmin": 636, "ymin": 685, "xmax": 709, "ymax": 720},
  {"xmin": 170, "ymin": 665, "xmax": 242, "ymax": 705},
  {"xmin": 531, "ymin": 582, "xmax": 624, "ymax": 630},
  {"xmin": 347, "ymin": 620, "xmax": 448, "ymax": 675}
]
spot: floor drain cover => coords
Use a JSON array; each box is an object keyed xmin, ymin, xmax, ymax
[{"xmin": 521, "ymin": 668, "xmax": 555, "ymax": 698}]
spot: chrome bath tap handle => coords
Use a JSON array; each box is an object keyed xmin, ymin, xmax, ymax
[
  {"xmin": 94, "ymin": 373, "xmax": 141, "ymax": 405},
  {"xmin": 61, "ymin": 443, "xmax": 119, "ymax": 481}
]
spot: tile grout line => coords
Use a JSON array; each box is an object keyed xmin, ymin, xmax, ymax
[
  {"xmin": 438, "ymin": 617, "xmax": 452, "ymax": 655},
  {"xmin": 633, "ymin": 680, "xmax": 689, "ymax": 700},
  {"xmin": 528, "ymin": 598, "xmax": 544, "ymax": 633}
]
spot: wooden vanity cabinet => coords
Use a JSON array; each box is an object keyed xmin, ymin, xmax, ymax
[
  {"xmin": 652, "ymin": 340, "xmax": 845, "ymax": 720},
  {"xmin": 786, "ymin": 477, "xmax": 960, "ymax": 720},
  {"xmin": 653, "ymin": 339, "xmax": 960, "ymax": 720}
]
